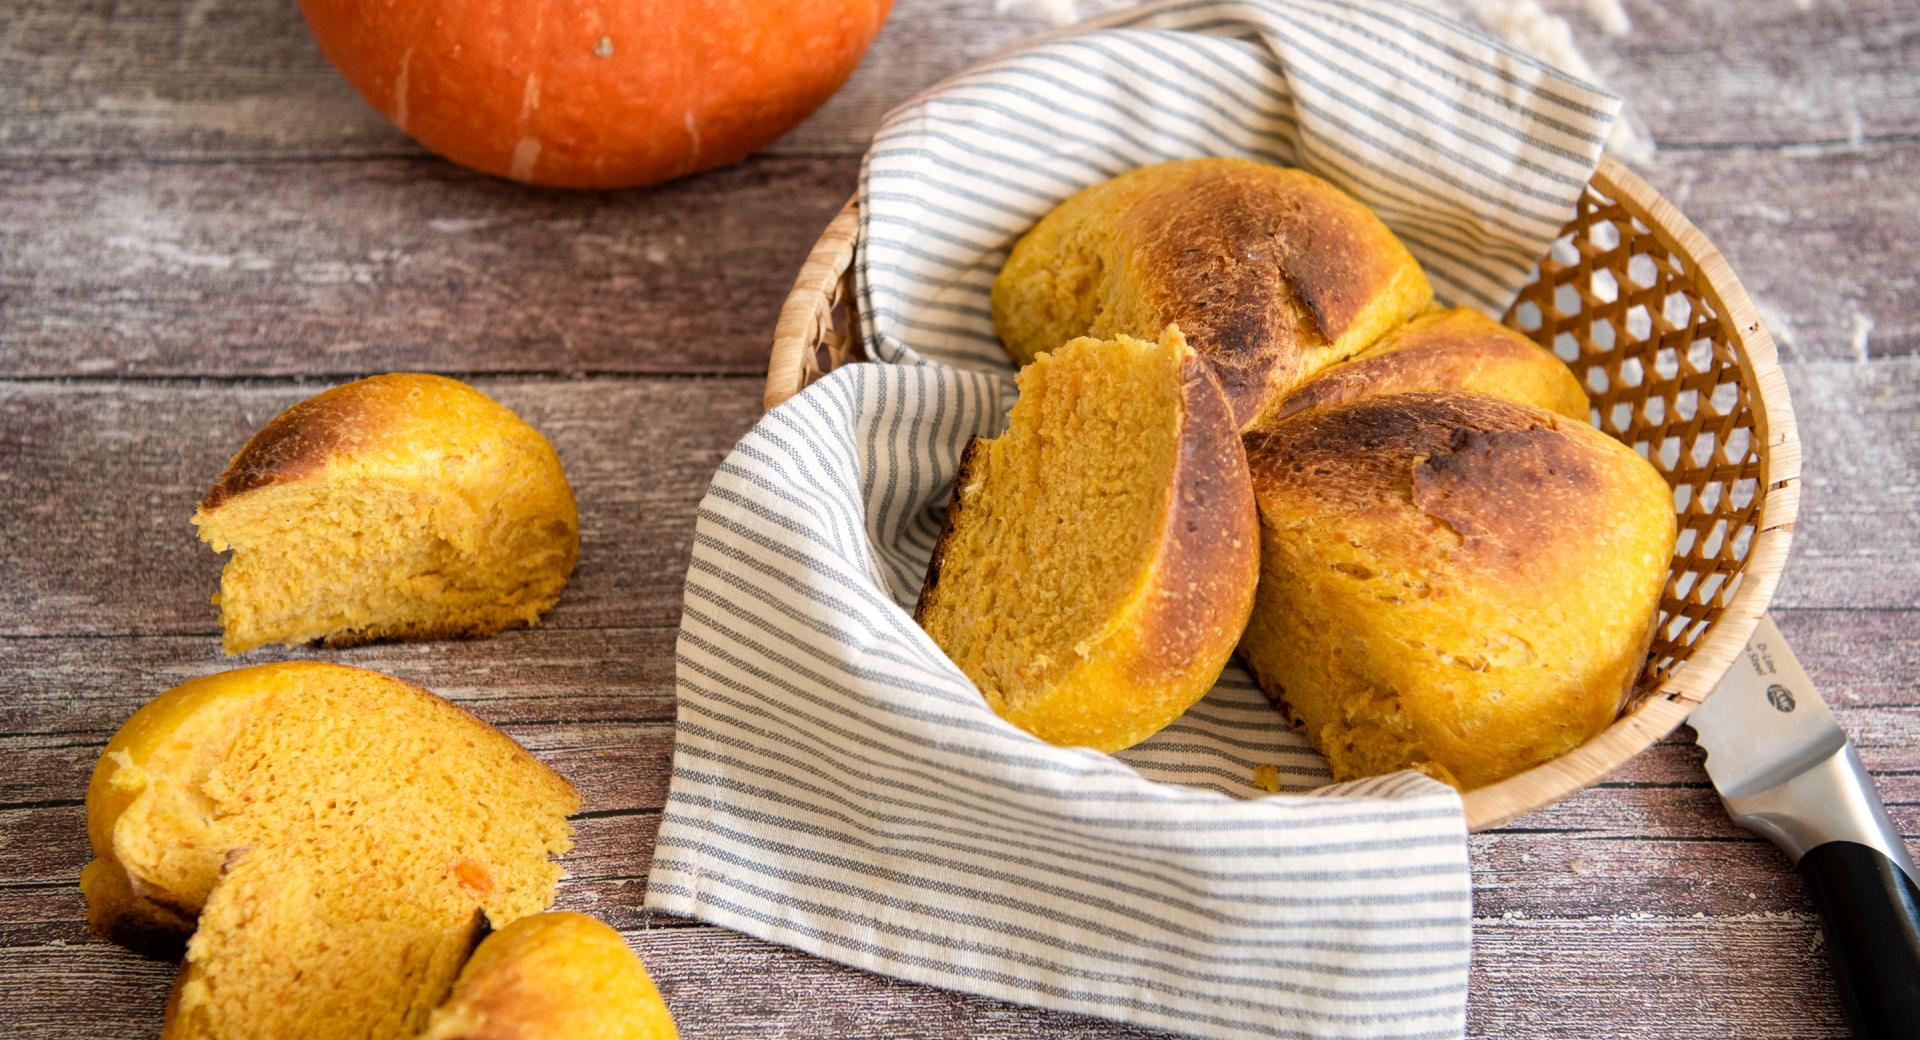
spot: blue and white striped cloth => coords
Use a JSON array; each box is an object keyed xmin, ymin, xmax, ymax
[{"xmin": 648, "ymin": 3, "xmax": 1619, "ymax": 1037}]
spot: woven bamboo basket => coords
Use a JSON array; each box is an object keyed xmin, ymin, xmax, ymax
[{"xmin": 764, "ymin": 155, "xmax": 1800, "ymax": 831}]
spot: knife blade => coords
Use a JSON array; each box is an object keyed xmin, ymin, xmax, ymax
[{"xmin": 1691, "ymin": 615, "xmax": 1920, "ymax": 1037}]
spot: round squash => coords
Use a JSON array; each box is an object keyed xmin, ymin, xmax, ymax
[{"xmin": 299, "ymin": 0, "xmax": 894, "ymax": 189}]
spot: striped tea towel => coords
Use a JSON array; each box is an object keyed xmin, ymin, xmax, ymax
[{"xmin": 648, "ymin": 3, "xmax": 1620, "ymax": 1037}]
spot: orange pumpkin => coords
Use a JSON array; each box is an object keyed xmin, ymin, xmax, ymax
[{"xmin": 299, "ymin": 0, "xmax": 894, "ymax": 189}]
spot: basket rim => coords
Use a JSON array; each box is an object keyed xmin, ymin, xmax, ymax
[{"xmin": 762, "ymin": 155, "xmax": 1802, "ymax": 831}]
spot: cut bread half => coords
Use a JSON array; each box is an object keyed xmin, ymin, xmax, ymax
[
  {"xmin": 81, "ymin": 662, "xmax": 580, "ymax": 1039},
  {"xmin": 193, "ymin": 373, "xmax": 578, "ymax": 653},
  {"xmin": 914, "ymin": 328, "xmax": 1259, "ymax": 751}
]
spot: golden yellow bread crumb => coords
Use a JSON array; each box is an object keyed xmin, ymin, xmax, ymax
[
  {"xmin": 1265, "ymin": 307, "xmax": 1591, "ymax": 425},
  {"xmin": 421, "ymin": 913, "xmax": 680, "ymax": 1040},
  {"xmin": 193, "ymin": 373, "xmax": 579, "ymax": 654},
  {"xmin": 991, "ymin": 157, "xmax": 1433, "ymax": 430},
  {"xmin": 1238, "ymin": 392, "xmax": 1676, "ymax": 790},
  {"xmin": 80, "ymin": 662, "xmax": 580, "ymax": 1040},
  {"xmin": 914, "ymin": 328, "xmax": 1259, "ymax": 752}
]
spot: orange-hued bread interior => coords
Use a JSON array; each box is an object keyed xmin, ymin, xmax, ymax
[
  {"xmin": 1238, "ymin": 392, "xmax": 1677, "ymax": 790},
  {"xmin": 80, "ymin": 662, "xmax": 580, "ymax": 1040},
  {"xmin": 422, "ymin": 913, "xmax": 680, "ymax": 1040},
  {"xmin": 914, "ymin": 328, "xmax": 1259, "ymax": 751},
  {"xmin": 194, "ymin": 373, "xmax": 578, "ymax": 654},
  {"xmin": 1266, "ymin": 306, "xmax": 1591, "ymax": 424},
  {"xmin": 992, "ymin": 158, "xmax": 1433, "ymax": 429}
]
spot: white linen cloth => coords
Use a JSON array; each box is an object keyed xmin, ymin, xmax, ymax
[{"xmin": 647, "ymin": 3, "xmax": 1619, "ymax": 1036}]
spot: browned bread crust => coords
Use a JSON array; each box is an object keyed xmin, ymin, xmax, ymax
[
  {"xmin": 194, "ymin": 373, "xmax": 579, "ymax": 652},
  {"xmin": 1239, "ymin": 391, "xmax": 1677, "ymax": 789},
  {"xmin": 992, "ymin": 158, "xmax": 1433, "ymax": 430},
  {"xmin": 1268, "ymin": 307, "xmax": 1591, "ymax": 424},
  {"xmin": 200, "ymin": 379, "xmax": 391, "ymax": 511}
]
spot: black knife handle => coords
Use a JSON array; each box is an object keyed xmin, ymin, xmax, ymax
[{"xmin": 1798, "ymin": 840, "xmax": 1920, "ymax": 1038}]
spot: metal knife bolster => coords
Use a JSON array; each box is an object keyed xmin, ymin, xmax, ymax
[{"xmin": 1717, "ymin": 740, "xmax": 1920, "ymax": 885}]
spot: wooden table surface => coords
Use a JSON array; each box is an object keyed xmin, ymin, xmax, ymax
[{"xmin": 3, "ymin": 1, "xmax": 1916, "ymax": 1037}]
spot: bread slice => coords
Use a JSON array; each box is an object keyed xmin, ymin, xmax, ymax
[
  {"xmin": 193, "ymin": 373, "xmax": 579, "ymax": 653},
  {"xmin": 81, "ymin": 662, "xmax": 581, "ymax": 1039},
  {"xmin": 914, "ymin": 328, "xmax": 1259, "ymax": 752},
  {"xmin": 1264, "ymin": 307, "xmax": 1591, "ymax": 425},
  {"xmin": 1238, "ymin": 392, "xmax": 1676, "ymax": 790},
  {"xmin": 992, "ymin": 158, "xmax": 1433, "ymax": 430},
  {"xmin": 421, "ymin": 913, "xmax": 680, "ymax": 1040}
]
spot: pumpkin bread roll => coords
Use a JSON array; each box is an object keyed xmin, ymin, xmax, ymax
[
  {"xmin": 194, "ymin": 373, "xmax": 579, "ymax": 654},
  {"xmin": 914, "ymin": 328, "xmax": 1259, "ymax": 752},
  {"xmin": 1266, "ymin": 307, "xmax": 1591, "ymax": 425},
  {"xmin": 80, "ymin": 662, "xmax": 580, "ymax": 1039},
  {"xmin": 421, "ymin": 913, "xmax": 680, "ymax": 1040},
  {"xmin": 992, "ymin": 157, "xmax": 1433, "ymax": 429},
  {"xmin": 1238, "ymin": 392, "xmax": 1676, "ymax": 790}
]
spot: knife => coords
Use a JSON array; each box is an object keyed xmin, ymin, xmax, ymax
[{"xmin": 1691, "ymin": 615, "xmax": 1920, "ymax": 1036}]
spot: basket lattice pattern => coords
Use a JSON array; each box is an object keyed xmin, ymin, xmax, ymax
[
  {"xmin": 766, "ymin": 158, "xmax": 1797, "ymax": 828},
  {"xmin": 1505, "ymin": 183, "xmax": 1767, "ymax": 706}
]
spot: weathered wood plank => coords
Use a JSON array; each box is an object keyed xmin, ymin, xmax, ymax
[
  {"xmin": 1, "ymin": 606, "xmax": 1910, "ymax": 923},
  {"xmin": 1652, "ymin": 142, "xmax": 1920, "ymax": 362},
  {"xmin": 1, "ymin": 363, "xmax": 1909, "ymax": 642},
  {"xmin": 1, "ymin": 146, "xmax": 1913, "ymax": 378},
  {"xmin": 0, "ymin": 157, "xmax": 859, "ymax": 378},
  {"xmin": 1467, "ymin": 915, "xmax": 1844, "ymax": 1039},
  {"xmin": 1773, "ymin": 358, "xmax": 1920, "ymax": 608},
  {"xmin": 7, "ymin": 759, "xmax": 1905, "ymax": 924},
  {"xmin": 0, "ymin": 627, "xmax": 677, "ymax": 742},
  {"xmin": 0, "ymin": 0, "xmax": 1049, "ymax": 163},
  {"xmin": 0, "ymin": 378, "xmax": 765, "ymax": 636},
  {"xmin": 0, "ymin": 912, "xmax": 1850, "ymax": 1040},
  {"xmin": 2, "ymin": 0, "xmax": 1914, "ymax": 163},
  {"xmin": 1, "ymin": 606, "xmax": 1907, "ymax": 773}
]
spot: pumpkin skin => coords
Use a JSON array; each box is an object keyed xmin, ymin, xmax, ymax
[{"xmin": 299, "ymin": 0, "xmax": 894, "ymax": 189}]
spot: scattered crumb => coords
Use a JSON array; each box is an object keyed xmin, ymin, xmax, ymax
[
  {"xmin": 1582, "ymin": 0, "xmax": 1630, "ymax": 35},
  {"xmin": 1842, "ymin": 87, "xmax": 1865, "ymax": 150},
  {"xmin": 1849, "ymin": 310, "xmax": 1875, "ymax": 361},
  {"xmin": 594, "ymin": 36, "xmax": 615, "ymax": 59},
  {"xmin": 1252, "ymin": 763, "xmax": 1283, "ymax": 793}
]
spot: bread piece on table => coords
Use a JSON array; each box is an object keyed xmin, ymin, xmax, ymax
[
  {"xmin": 1239, "ymin": 392, "xmax": 1676, "ymax": 790},
  {"xmin": 991, "ymin": 157, "xmax": 1433, "ymax": 430},
  {"xmin": 914, "ymin": 328, "xmax": 1259, "ymax": 752},
  {"xmin": 194, "ymin": 373, "xmax": 579, "ymax": 654},
  {"xmin": 80, "ymin": 662, "xmax": 580, "ymax": 1039},
  {"xmin": 1265, "ymin": 307, "xmax": 1591, "ymax": 425},
  {"xmin": 421, "ymin": 912, "xmax": 680, "ymax": 1040}
]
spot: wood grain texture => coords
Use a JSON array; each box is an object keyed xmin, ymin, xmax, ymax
[
  {"xmin": 0, "ymin": 365, "xmax": 1909, "ymax": 639},
  {"xmin": 0, "ymin": 378, "xmax": 765, "ymax": 635},
  {"xmin": 3, "ymin": 4, "xmax": 1917, "ymax": 378},
  {"xmin": 3, "ymin": 0, "xmax": 1915, "ymax": 160},
  {"xmin": 0, "ymin": 158, "xmax": 861, "ymax": 377},
  {"xmin": 0, "ymin": 146, "xmax": 1912, "ymax": 377},
  {"xmin": 1, "ymin": 0, "xmax": 1916, "ymax": 1037}
]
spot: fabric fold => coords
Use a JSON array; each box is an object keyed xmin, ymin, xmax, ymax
[{"xmin": 649, "ymin": 3, "xmax": 1619, "ymax": 1037}]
